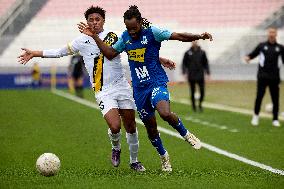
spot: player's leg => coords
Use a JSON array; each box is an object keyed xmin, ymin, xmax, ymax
[
  {"xmin": 153, "ymin": 86, "xmax": 201, "ymax": 149},
  {"xmin": 189, "ymin": 80, "xmax": 196, "ymax": 111},
  {"xmin": 74, "ymin": 76, "xmax": 84, "ymax": 98},
  {"xmin": 268, "ymin": 79, "xmax": 280, "ymax": 127},
  {"xmin": 142, "ymin": 115, "xmax": 172, "ymax": 172},
  {"xmin": 135, "ymin": 89, "xmax": 172, "ymax": 172},
  {"xmin": 114, "ymin": 78, "xmax": 145, "ymax": 171},
  {"xmin": 119, "ymin": 108, "xmax": 146, "ymax": 171},
  {"xmin": 103, "ymin": 108, "xmax": 122, "ymax": 167},
  {"xmin": 198, "ymin": 79, "xmax": 205, "ymax": 112},
  {"xmin": 97, "ymin": 95, "xmax": 122, "ymax": 167},
  {"xmin": 252, "ymin": 78, "xmax": 267, "ymax": 126},
  {"xmin": 67, "ymin": 76, "xmax": 75, "ymax": 94}
]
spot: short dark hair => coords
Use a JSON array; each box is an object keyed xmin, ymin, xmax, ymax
[
  {"xmin": 123, "ymin": 5, "xmax": 151, "ymax": 28},
  {"xmin": 84, "ymin": 6, "xmax": 105, "ymax": 20}
]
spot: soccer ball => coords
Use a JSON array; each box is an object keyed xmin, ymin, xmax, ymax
[
  {"xmin": 194, "ymin": 92, "xmax": 200, "ymax": 100},
  {"xmin": 36, "ymin": 153, "xmax": 61, "ymax": 176},
  {"xmin": 265, "ymin": 103, "xmax": 273, "ymax": 113}
]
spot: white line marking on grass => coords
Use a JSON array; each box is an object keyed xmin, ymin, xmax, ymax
[
  {"xmin": 173, "ymin": 98, "xmax": 284, "ymax": 121},
  {"xmin": 51, "ymin": 89, "xmax": 284, "ymax": 176},
  {"xmin": 184, "ymin": 116, "xmax": 238, "ymax": 133}
]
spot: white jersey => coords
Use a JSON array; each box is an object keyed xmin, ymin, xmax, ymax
[
  {"xmin": 67, "ymin": 30, "xmax": 125, "ymax": 94},
  {"xmin": 42, "ymin": 30, "xmax": 136, "ymax": 115}
]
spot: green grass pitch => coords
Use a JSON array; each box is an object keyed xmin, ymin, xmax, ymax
[{"xmin": 0, "ymin": 87, "xmax": 283, "ymax": 188}]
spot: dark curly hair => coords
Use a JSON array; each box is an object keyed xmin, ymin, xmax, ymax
[
  {"xmin": 123, "ymin": 5, "xmax": 151, "ymax": 28},
  {"xmin": 84, "ymin": 6, "xmax": 106, "ymax": 20}
]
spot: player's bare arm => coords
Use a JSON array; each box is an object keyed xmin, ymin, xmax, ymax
[
  {"xmin": 159, "ymin": 57, "xmax": 176, "ymax": 70},
  {"xmin": 78, "ymin": 22, "xmax": 176, "ymax": 70},
  {"xmin": 78, "ymin": 22, "xmax": 118, "ymax": 60},
  {"xmin": 170, "ymin": 32, "xmax": 213, "ymax": 42},
  {"xmin": 18, "ymin": 48, "xmax": 43, "ymax": 65}
]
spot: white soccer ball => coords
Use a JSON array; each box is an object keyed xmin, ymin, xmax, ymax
[
  {"xmin": 36, "ymin": 153, "xmax": 61, "ymax": 176},
  {"xmin": 194, "ymin": 92, "xmax": 200, "ymax": 100},
  {"xmin": 265, "ymin": 103, "xmax": 273, "ymax": 113}
]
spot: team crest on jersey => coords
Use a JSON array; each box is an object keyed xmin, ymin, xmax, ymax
[
  {"xmin": 275, "ymin": 46, "xmax": 280, "ymax": 52},
  {"xmin": 264, "ymin": 46, "xmax": 268, "ymax": 50},
  {"xmin": 141, "ymin": 36, "xmax": 148, "ymax": 45},
  {"xmin": 104, "ymin": 32, "xmax": 118, "ymax": 46},
  {"xmin": 127, "ymin": 48, "xmax": 146, "ymax": 62}
]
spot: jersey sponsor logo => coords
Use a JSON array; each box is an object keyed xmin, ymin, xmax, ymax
[
  {"xmin": 128, "ymin": 48, "xmax": 146, "ymax": 62},
  {"xmin": 141, "ymin": 36, "xmax": 148, "ymax": 45},
  {"xmin": 135, "ymin": 66, "xmax": 150, "ymax": 81}
]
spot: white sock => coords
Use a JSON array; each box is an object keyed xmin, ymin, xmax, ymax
[
  {"xmin": 108, "ymin": 128, "xmax": 121, "ymax": 150},
  {"xmin": 126, "ymin": 129, "xmax": 139, "ymax": 164},
  {"xmin": 160, "ymin": 151, "xmax": 169, "ymax": 158}
]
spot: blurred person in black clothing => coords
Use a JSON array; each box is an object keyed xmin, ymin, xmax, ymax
[
  {"xmin": 182, "ymin": 41, "xmax": 210, "ymax": 112},
  {"xmin": 68, "ymin": 55, "xmax": 85, "ymax": 98},
  {"xmin": 245, "ymin": 27, "xmax": 284, "ymax": 127}
]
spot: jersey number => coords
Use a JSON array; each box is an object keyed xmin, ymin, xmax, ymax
[{"xmin": 99, "ymin": 101, "xmax": 104, "ymax": 110}]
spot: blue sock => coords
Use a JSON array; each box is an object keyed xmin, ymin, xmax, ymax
[
  {"xmin": 150, "ymin": 135, "xmax": 166, "ymax": 156},
  {"xmin": 172, "ymin": 118, "xmax": 188, "ymax": 137}
]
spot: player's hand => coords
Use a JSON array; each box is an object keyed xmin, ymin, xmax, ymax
[
  {"xmin": 205, "ymin": 74, "xmax": 211, "ymax": 81},
  {"xmin": 77, "ymin": 22, "xmax": 95, "ymax": 37},
  {"xmin": 18, "ymin": 48, "xmax": 34, "ymax": 65},
  {"xmin": 160, "ymin": 58, "xmax": 176, "ymax": 70},
  {"xmin": 244, "ymin": 56, "xmax": 250, "ymax": 63},
  {"xmin": 200, "ymin": 32, "xmax": 213, "ymax": 41}
]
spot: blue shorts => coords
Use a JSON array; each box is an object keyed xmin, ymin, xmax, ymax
[{"xmin": 133, "ymin": 85, "xmax": 170, "ymax": 121}]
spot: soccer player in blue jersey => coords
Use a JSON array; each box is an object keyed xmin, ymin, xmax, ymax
[{"xmin": 78, "ymin": 5, "xmax": 212, "ymax": 172}]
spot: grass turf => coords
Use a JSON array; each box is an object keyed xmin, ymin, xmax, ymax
[
  {"xmin": 168, "ymin": 81, "xmax": 284, "ymax": 112},
  {"xmin": 0, "ymin": 89, "xmax": 283, "ymax": 188}
]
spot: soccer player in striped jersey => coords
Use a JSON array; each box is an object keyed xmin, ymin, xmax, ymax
[
  {"xmin": 18, "ymin": 6, "xmax": 175, "ymax": 172},
  {"xmin": 78, "ymin": 5, "xmax": 212, "ymax": 172}
]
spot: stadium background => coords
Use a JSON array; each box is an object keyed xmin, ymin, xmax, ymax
[
  {"xmin": 0, "ymin": 0, "xmax": 284, "ymax": 188},
  {"xmin": 0, "ymin": 0, "xmax": 284, "ymax": 88}
]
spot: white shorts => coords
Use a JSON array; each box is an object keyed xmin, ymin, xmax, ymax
[{"xmin": 95, "ymin": 77, "xmax": 136, "ymax": 116}]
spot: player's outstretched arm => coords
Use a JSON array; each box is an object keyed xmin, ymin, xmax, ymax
[
  {"xmin": 18, "ymin": 48, "xmax": 43, "ymax": 65},
  {"xmin": 170, "ymin": 32, "xmax": 213, "ymax": 42},
  {"xmin": 18, "ymin": 46, "xmax": 72, "ymax": 65},
  {"xmin": 159, "ymin": 57, "xmax": 176, "ymax": 70},
  {"xmin": 77, "ymin": 22, "xmax": 119, "ymax": 60}
]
